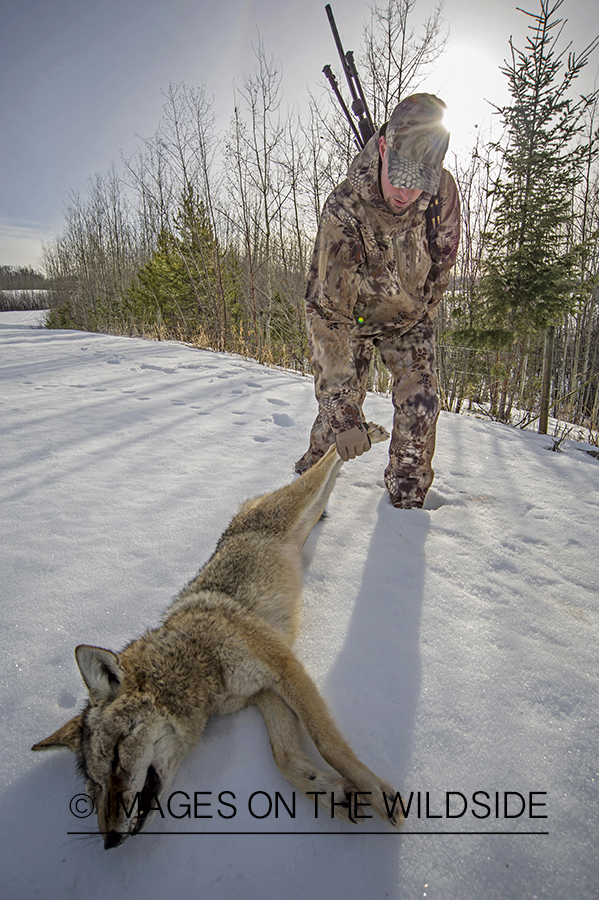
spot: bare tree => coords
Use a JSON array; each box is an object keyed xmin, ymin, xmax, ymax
[
  {"xmin": 223, "ymin": 39, "xmax": 302, "ymax": 357},
  {"xmin": 43, "ymin": 165, "xmax": 142, "ymax": 330},
  {"xmin": 361, "ymin": 0, "xmax": 447, "ymax": 124}
]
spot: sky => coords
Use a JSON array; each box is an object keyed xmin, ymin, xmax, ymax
[
  {"xmin": 1, "ymin": 0, "xmax": 598, "ymax": 268},
  {"xmin": 1, "ymin": 309, "xmax": 598, "ymax": 897}
]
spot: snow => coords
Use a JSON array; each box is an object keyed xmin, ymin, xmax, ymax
[{"xmin": 1, "ymin": 310, "xmax": 598, "ymax": 899}]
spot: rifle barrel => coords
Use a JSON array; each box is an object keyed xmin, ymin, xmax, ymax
[
  {"xmin": 325, "ymin": 4, "xmax": 359, "ymax": 103},
  {"xmin": 323, "ymin": 4, "xmax": 377, "ymax": 146}
]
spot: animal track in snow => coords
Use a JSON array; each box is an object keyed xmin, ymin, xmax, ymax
[
  {"xmin": 272, "ymin": 413, "xmax": 295, "ymax": 427},
  {"xmin": 139, "ymin": 362, "xmax": 176, "ymax": 374},
  {"xmin": 520, "ymin": 534, "xmax": 548, "ymax": 546},
  {"xmin": 58, "ymin": 690, "xmax": 77, "ymax": 709}
]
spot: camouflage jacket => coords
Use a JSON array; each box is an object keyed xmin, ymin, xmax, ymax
[{"xmin": 305, "ymin": 130, "xmax": 460, "ymax": 434}]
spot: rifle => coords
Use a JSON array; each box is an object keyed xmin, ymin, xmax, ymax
[
  {"xmin": 323, "ymin": 4, "xmax": 375, "ymax": 149},
  {"xmin": 322, "ymin": 4, "xmax": 441, "ymax": 241}
]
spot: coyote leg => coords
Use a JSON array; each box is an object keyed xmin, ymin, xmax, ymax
[
  {"xmin": 222, "ymin": 425, "xmax": 389, "ymax": 551},
  {"xmin": 288, "ymin": 447, "xmax": 345, "ymax": 546},
  {"xmin": 257, "ymin": 653, "xmax": 401, "ymax": 827},
  {"xmin": 288, "ymin": 423, "xmax": 390, "ymax": 547},
  {"xmin": 254, "ymin": 690, "xmax": 364, "ymax": 825}
]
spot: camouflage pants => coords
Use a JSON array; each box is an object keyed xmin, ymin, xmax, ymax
[{"xmin": 295, "ymin": 317, "xmax": 439, "ymax": 509}]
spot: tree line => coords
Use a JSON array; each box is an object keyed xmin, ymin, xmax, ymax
[
  {"xmin": 0, "ymin": 265, "xmax": 49, "ymax": 310},
  {"xmin": 40, "ymin": 0, "xmax": 599, "ymax": 440}
]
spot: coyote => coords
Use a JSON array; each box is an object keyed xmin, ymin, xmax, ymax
[{"xmin": 33, "ymin": 425, "xmax": 401, "ymax": 849}]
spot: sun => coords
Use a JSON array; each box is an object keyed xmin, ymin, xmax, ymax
[{"xmin": 423, "ymin": 43, "xmax": 509, "ymax": 154}]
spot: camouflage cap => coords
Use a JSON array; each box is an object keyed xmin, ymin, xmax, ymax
[{"xmin": 385, "ymin": 94, "xmax": 449, "ymax": 195}]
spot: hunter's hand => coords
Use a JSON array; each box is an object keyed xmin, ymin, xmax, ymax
[{"xmin": 335, "ymin": 425, "xmax": 371, "ymax": 462}]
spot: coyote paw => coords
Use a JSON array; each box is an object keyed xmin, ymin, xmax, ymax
[
  {"xmin": 327, "ymin": 777, "xmax": 403, "ymax": 828},
  {"xmin": 328, "ymin": 777, "xmax": 362, "ymax": 824},
  {"xmin": 378, "ymin": 785, "xmax": 404, "ymax": 829},
  {"xmin": 365, "ymin": 422, "xmax": 390, "ymax": 445}
]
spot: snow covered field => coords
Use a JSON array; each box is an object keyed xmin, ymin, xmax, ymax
[{"xmin": 1, "ymin": 311, "xmax": 598, "ymax": 899}]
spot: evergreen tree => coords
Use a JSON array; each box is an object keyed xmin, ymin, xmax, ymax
[
  {"xmin": 125, "ymin": 189, "xmax": 243, "ymax": 343},
  {"xmin": 453, "ymin": 0, "xmax": 598, "ymax": 349},
  {"xmin": 124, "ymin": 228, "xmax": 192, "ymax": 327}
]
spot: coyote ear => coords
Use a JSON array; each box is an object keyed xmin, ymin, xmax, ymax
[
  {"xmin": 32, "ymin": 714, "xmax": 83, "ymax": 752},
  {"xmin": 75, "ymin": 645, "xmax": 124, "ymax": 705}
]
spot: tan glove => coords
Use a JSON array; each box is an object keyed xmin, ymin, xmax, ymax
[{"xmin": 335, "ymin": 424, "xmax": 371, "ymax": 462}]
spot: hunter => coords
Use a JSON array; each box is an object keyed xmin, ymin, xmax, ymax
[{"xmin": 295, "ymin": 93, "xmax": 460, "ymax": 509}]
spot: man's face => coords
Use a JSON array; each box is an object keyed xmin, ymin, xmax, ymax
[{"xmin": 378, "ymin": 136, "xmax": 423, "ymax": 213}]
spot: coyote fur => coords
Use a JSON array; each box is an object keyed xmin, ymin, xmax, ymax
[{"xmin": 33, "ymin": 425, "xmax": 401, "ymax": 849}]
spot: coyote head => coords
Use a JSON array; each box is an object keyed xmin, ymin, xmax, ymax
[{"xmin": 33, "ymin": 646, "xmax": 188, "ymax": 850}]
